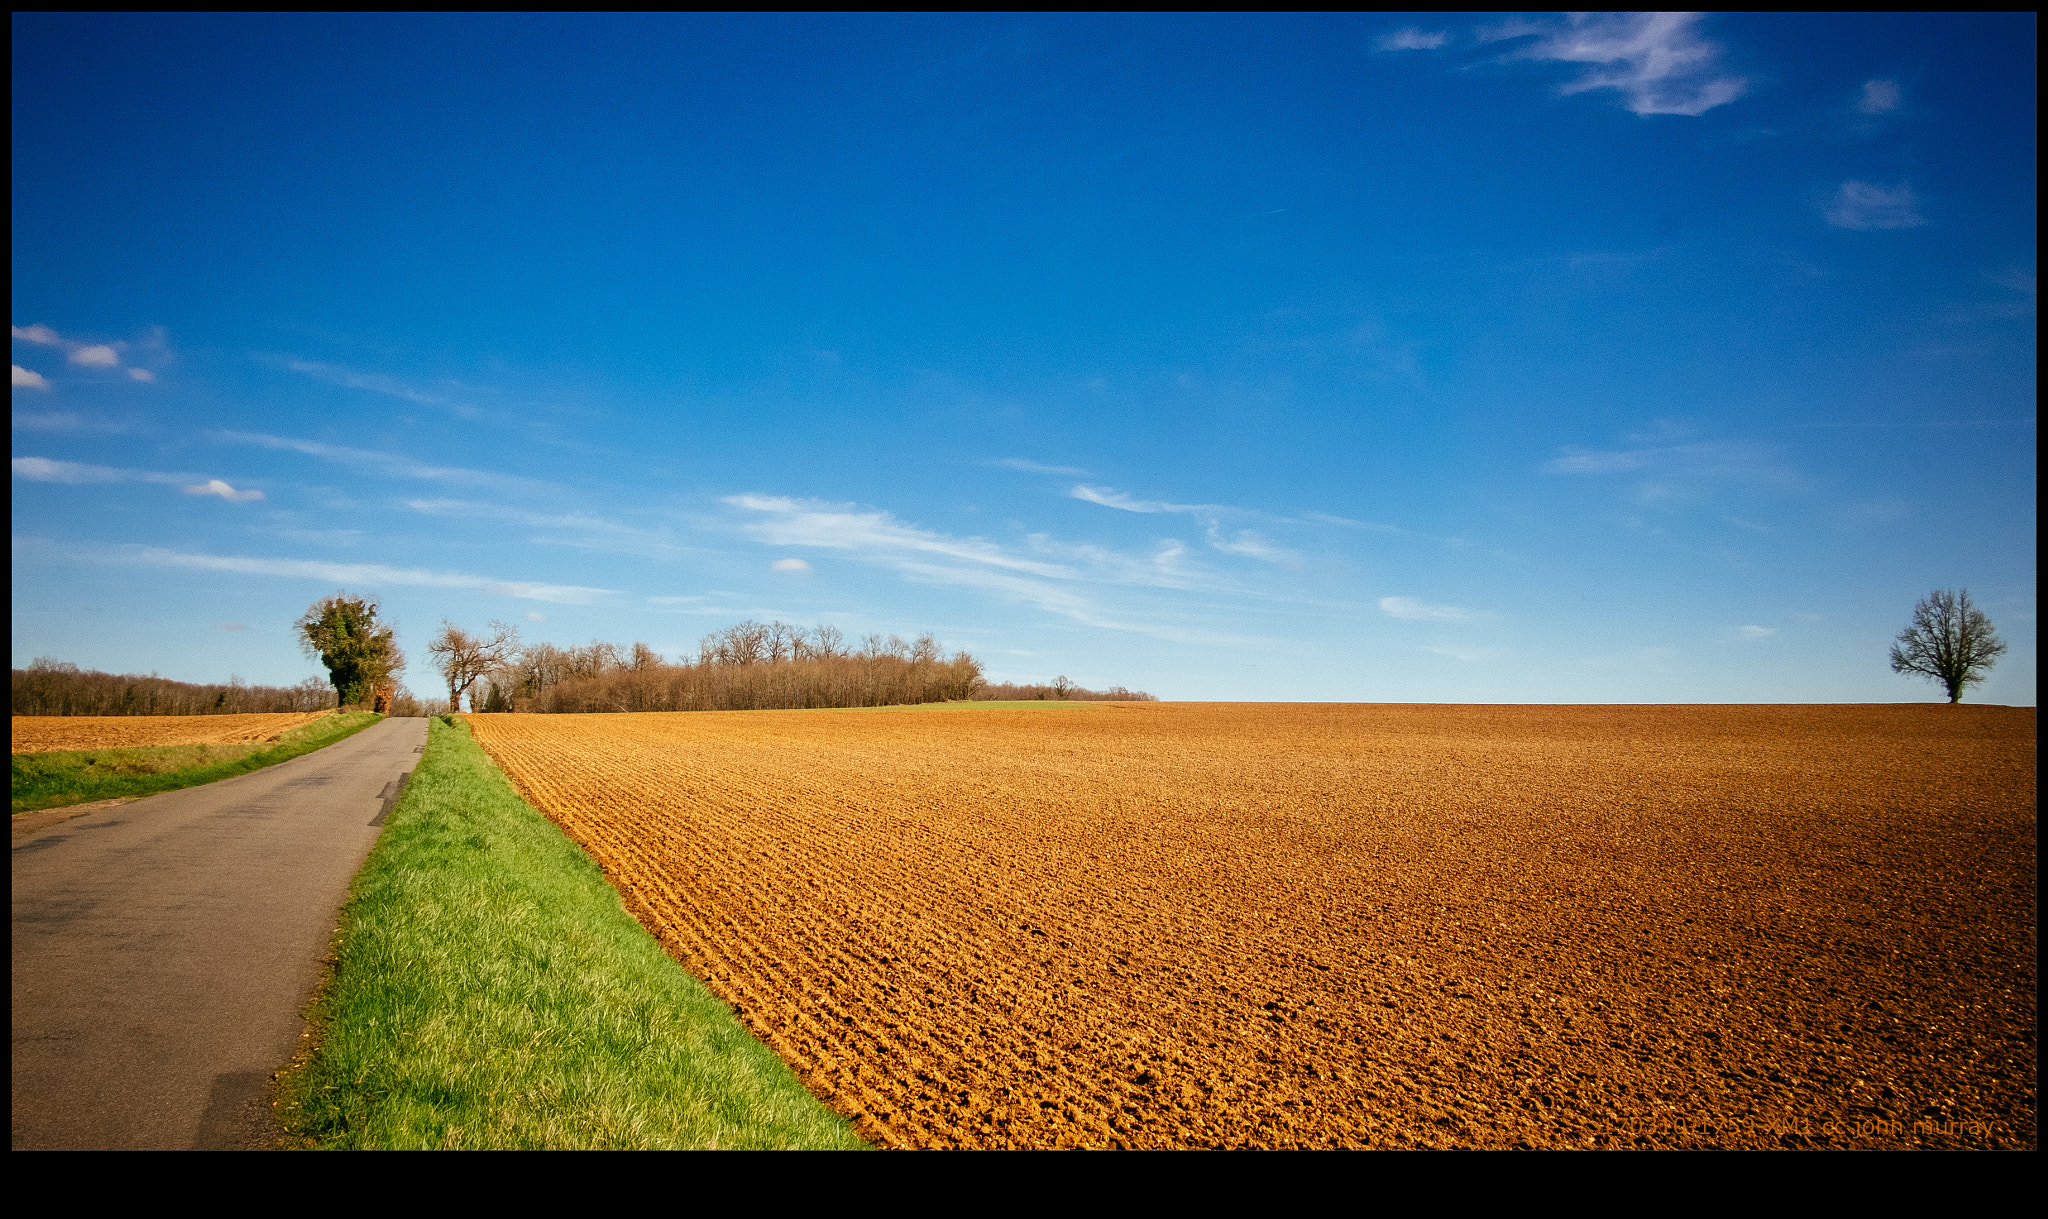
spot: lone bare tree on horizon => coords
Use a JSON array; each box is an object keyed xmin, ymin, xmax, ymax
[
  {"xmin": 428, "ymin": 619, "xmax": 520, "ymax": 713},
  {"xmin": 1890, "ymin": 589, "xmax": 2008, "ymax": 703}
]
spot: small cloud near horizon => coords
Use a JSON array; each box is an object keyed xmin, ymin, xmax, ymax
[
  {"xmin": 1738, "ymin": 624, "xmax": 1777, "ymax": 639},
  {"xmin": 525, "ymin": 611, "xmax": 548, "ymax": 622},
  {"xmin": 1376, "ymin": 28, "xmax": 1449, "ymax": 52},
  {"xmin": 1380, "ymin": 595, "xmax": 1475, "ymax": 621},
  {"xmin": 996, "ymin": 458, "xmax": 1091, "ymax": 476},
  {"xmin": 771, "ymin": 557, "xmax": 814, "ymax": 573},
  {"xmin": 182, "ymin": 479, "xmax": 265, "ymax": 502}
]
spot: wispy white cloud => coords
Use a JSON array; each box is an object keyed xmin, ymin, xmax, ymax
[
  {"xmin": 69, "ymin": 344, "xmax": 121, "ymax": 368},
  {"xmin": 214, "ymin": 431, "xmax": 552, "ymax": 493},
  {"xmin": 13, "ymin": 324, "xmax": 61, "ymax": 346},
  {"xmin": 1377, "ymin": 27, "xmax": 1449, "ymax": 52},
  {"xmin": 1206, "ymin": 526, "xmax": 1297, "ymax": 566},
  {"xmin": 182, "ymin": 478, "xmax": 264, "ymax": 502},
  {"xmin": 37, "ymin": 539, "xmax": 616, "ymax": 604},
  {"xmin": 14, "ymin": 456, "xmax": 134, "ymax": 484},
  {"xmin": 770, "ymin": 557, "xmax": 813, "ymax": 573},
  {"xmin": 402, "ymin": 497, "xmax": 695, "ymax": 562},
  {"xmin": 264, "ymin": 355, "xmax": 477, "ymax": 416},
  {"xmin": 1825, "ymin": 181, "xmax": 1927, "ymax": 231},
  {"xmin": 729, "ymin": 494, "xmax": 1074, "ymax": 577},
  {"xmin": 1544, "ymin": 448, "xmax": 1648, "ymax": 474},
  {"xmin": 1738, "ymin": 624, "xmax": 1776, "ymax": 639},
  {"xmin": 525, "ymin": 611, "xmax": 548, "ymax": 622},
  {"xmin": 263, "ymin": 524, "xmax": 366, "ymax": 546},
  {"xmin": 1070, "ymin": 484, "xmax": 1304, "ymax": 566},
  {"xmin": 14, "ymin": 410, "xmax": 127, "ymax": 432},
  {"xmin": 995, "ymin": 457, "xmax": 1091, "ymax": 476},
  {"xmin": 127, "ymin": 368, "xmax": 155, "ymax": 383},
  {"xmin": 1301, "ymin": 510, "xmax": 1407, "ymax": 535},
  {"xmin": 1857, "ymin": 78, "xmax": 1902, "ymax": 115},
  {"xmin": 13, "ymin": 365, "xmax": 51, "ymax": 390},
  {"xmin": 1423, "ymin": 643, "xmax": 1493, "ymax": 662},
  {"xmin": 723, "ymin": 493, "xmax": 1269, "ymax": 643},
  {"xmin": 1380, "ymin": 595, "xmax": 1478, "ymax": 621},
  {"xmin": 15, "ymin": 456, "xmax": 260, "ymax": 500},
  {"xmin": 1543, "ymin": 439, "xmax": 1801, "ymax": 496},
  {"xmin": 1508, "ymin": 12, "xmax": 1747, "ymax": 116},
  {"xmin": 1070, "ymin": 484, "xmax": 1205, "ymax": 515},
  {"xmin": 1986, "ymin": 267, "xmax": 2036, "ymax": 297}
]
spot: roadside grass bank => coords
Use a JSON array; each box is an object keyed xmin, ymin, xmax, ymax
[
  {"xmin": 274, "ymin": 715, "xmax": 866, "ymax": 1150},
  {"xmin": 10, "ymin": 711, "xmax": 383, "ymax": 815}
]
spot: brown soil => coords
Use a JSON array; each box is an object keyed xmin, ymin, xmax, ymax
[
  {"xmin": 11, "ymin": 712, "xmax": 330, "ymax": 754},
  {"xmin": 468, "ymin": 703, "xmax": 2037, "ymax": 1150}
]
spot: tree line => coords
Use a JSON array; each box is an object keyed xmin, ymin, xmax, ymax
[
  {"xmin": 464, "ymin": 620, "xmax": 988, "ymax": 713},
  {"xmin": 429, "ymin": 617, "xmax": 1154, "ymax": 713},
  {"xmin": 16, "ymin": 592, "xmax": 1160, "ymax": 719},
  {"xmin": 11, "ymin": 659, "xmax": 341, "ymax": 717}
]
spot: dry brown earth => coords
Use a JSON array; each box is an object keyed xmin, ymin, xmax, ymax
[
  {"xmin": 11, "ymin": 712, "xmax": 331, "ymax": 754},
  {"xmin": 468, "ymin": 703, "xmax": 2036, "ymax": 1150}
]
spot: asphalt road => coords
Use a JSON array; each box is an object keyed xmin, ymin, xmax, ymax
[{"xmin": 12, "ymin": 715, "xmax": 429, "ymax": 1150}]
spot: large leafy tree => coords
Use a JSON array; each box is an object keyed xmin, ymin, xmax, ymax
[
  {"xmin": 296, "ymin": 592, "xmax": 403, "ymax": 706},
  {"xmin": 1889, "ymin": 588, "xmax": 2008, "ymax": 703}
]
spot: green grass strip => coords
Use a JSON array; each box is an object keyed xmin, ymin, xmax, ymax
[
  {"xmin": 11, "ymin": 711, "xmax": 385, "ymax": 815},
  {"xmin": 275, "ymin": 715, "xmax": 867, "ymax": 1150}
]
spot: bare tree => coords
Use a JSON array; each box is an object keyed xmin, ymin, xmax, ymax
[
  {"xmin": 427, "ymin": 619, "xmax": 520, "ymax": 713},
  {"xmin": 1890, "ymin": 589, "xmax": 2008, "ymax": 703}
]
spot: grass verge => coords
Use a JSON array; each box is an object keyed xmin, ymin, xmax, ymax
[
  {"xmin": 273, "ymin": 715, "xmax": 867, "ymax": 1150},
  {"xmin": 11, "ymin": 711, "xmax": 385, "ymax": 815}
]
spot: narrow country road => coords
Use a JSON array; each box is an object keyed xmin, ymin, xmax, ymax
[{"xmin": 12, "ymin": 716, "xmax": 429, "ymax": 1150}]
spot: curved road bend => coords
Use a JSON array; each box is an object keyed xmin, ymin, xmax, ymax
[{"xmin": 13, "ymin": 715, "xmax": 428, "ymax": 1150}]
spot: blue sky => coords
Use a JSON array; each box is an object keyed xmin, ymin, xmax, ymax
[{"xmin": 12, "ymin": 13, "xmax": 2036, "ymax": 703}]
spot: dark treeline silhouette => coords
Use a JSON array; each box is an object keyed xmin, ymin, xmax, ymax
[
  {"xmin": 470, "ymin": 619, "xmax": 1152, "ymax": 713},
  {"xmin": 12, "ymin": 658, "xmax": 339, "ymax": 717}
]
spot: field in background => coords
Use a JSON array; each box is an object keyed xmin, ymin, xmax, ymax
[
  {"xmin": 12, "ymin": 711, "xmax": 333, "ymax": 753},
  {"xmin": 11, "ymin": 712, "xmax": 381, "ymax": 815},
  {"xmin": 470, "ymin": 703, "xmax": 2036, "ymax": 1150}
]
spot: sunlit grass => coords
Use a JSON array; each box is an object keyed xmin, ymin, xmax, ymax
[{"xmin": 275, "ymin": 716, "xmax": 866, "ymax": 1150}]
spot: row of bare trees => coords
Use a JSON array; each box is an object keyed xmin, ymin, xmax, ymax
[
  {"xmin": 11, "ymin": 659, "xmax": 340, "ymax": 717},
  {"xmin": 428, "ymin": 619, "xmax": 1000, "ymax": 713},
  {"xmin": 976, "ymin": 679, "xmax": 1156, "ymax": 702}
]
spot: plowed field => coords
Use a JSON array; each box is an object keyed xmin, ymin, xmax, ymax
[
  {"xmin": 468, "ymin": 703, "xmax": 2036, "ymax": 1150},
  {"xmin": 11, "ymin": 711, "xmax": 331, "ymax": 754}
]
